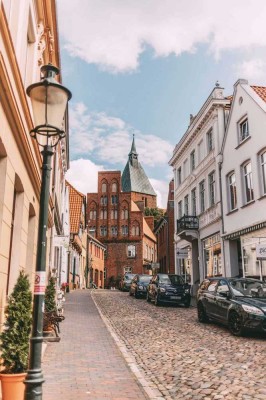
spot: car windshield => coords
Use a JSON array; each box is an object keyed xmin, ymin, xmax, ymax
[
  {"xmin": 124, "ymin": 274, "xmax": 134, "ymax": 281},
  {"xmin": 229, "ymin": 279, "xmax": 266, "ymax": 298},
  {"xmin": 158, "ymin": 274, "xmax": 184, "ymax": 285},
  {"xmin": 139, "ymin": 275, "xmax": 151, "ymax": 282}
]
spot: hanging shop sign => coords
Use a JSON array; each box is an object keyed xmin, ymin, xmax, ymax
[{"xmin": 256, "ymin": 244, "xmax": 266, "ymax": 260}]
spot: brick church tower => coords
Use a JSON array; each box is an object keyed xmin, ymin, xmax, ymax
[{"xmin": 87, "ymin": 136, "xmax": 157, "ymax": 286}]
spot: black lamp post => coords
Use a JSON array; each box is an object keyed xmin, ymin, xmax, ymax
[{"xmin": 24, "ymin": 64, "xmax": 71, "ymax": 400}]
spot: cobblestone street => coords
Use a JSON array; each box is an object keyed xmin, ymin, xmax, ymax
[{"xmin": 93, "ymin": 290, "xmax": 266, "ymax": 400}]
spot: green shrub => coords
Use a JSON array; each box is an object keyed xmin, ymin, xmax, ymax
[{"xmin": 0, "ymin": 271, "xmax": 32, "ymax": 373}]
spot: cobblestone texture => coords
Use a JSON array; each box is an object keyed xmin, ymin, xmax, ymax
[
  {"xmin": 92, "ymin": 290, "xmax": 266, "ymax": 400},
  {"xmin": 42, "ymin": 290, "xmax": 148, "ymax": 400}
]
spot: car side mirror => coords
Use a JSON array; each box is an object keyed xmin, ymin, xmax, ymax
[{"xmin": 219, "ymin": 290, "xmax": 230, "ymax": 298}]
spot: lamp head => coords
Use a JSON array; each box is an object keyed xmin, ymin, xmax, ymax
[{"xmin": 27, "ymin": 64, "xmax": 72, "ymax": 146}]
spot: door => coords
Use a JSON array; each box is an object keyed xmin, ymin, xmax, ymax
[
  {"xmin": 213, "ymin": 279, "xmax": 231, "ymax": 322},
  {"xmin": 203, "ymin": 279, "xmax": 219, "ymax": 317}
]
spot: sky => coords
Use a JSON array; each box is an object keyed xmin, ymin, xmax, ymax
[{"xmin": 57, "ymin": 0, "xmax": 266, "ymax": 207}]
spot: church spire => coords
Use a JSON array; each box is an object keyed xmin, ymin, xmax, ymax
[{"xmin": 128, "ymin": 134, "xmax": 138, "ymax": 166}]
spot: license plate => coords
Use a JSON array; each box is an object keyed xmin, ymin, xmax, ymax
[{"xmin": 170, "ymin": 296, "xmax": 181, "ymax": 300}]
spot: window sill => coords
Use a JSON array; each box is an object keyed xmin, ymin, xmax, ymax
[
  {"xmin": 240, "ymin": 199, "xmax": 255, "ymax": 209},
  {"xmin": 235, "ymin": 135, "xmax": 251, "ymax": 149},
  {"xmin": 226, "ymin": 208, "xmax": 238, "ymax": 216}
]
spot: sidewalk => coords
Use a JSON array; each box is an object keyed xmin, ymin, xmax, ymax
[{"xmin": 42, "ymin": 290, "xmax": 148, "ymax": 400}]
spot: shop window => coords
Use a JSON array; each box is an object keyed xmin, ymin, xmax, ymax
[{"xmin": 203, "ymin": 234, "xmax": 222, "ymax": 277}]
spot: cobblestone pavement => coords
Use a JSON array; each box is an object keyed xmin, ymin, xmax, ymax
[
  {"xmin": 42, "ymin": 290, "xmax": 148, "ymax": 400},
  {"xmin": 92, "ymin": 290, "xmax": 266, "ymax": 400}
]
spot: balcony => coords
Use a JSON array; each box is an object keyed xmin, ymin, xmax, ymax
[{"xmin": 176, "ymin": 215, "xmax": 199, "ymax": 241}]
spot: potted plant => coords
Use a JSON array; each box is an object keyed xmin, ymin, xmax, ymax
[
  {"xmin": 43, "ymin": 277, "xmax": 56, "ymax": 333},
  {"xmin": 0, "ymin": 271, "xmax": 32, "ymax": 400}
]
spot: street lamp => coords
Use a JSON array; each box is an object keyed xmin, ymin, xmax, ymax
[{"xmin": 24, "ymin": 64, "xmax": 71, "ymax": 400}]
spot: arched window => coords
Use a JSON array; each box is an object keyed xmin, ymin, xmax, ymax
[
  {"xmin": 100, "ymin": 196, "xmax": 108, "ymax": 205},
  {"xmin": 132, "ymin": 223, "xmax": 140, "ymax": 236},
  {"xmin": 121, "ymin": 225, "xmax": 128, "ymax": 235},
  {"xmin": 111, "ymin": 182, "xmax": 117, "ymax": 192},
  {"xmin": 102, "ymin": 182, "xmax": 107, "ymax": 193},
  {"xmin": 121, "ymin": 208, "xmax": 128, "ymax": 219},
  {"xmin": 111, "ymin": 195, "xmax": 118, "ymax": 205},
  {"xmin": 111, "ymin": 209, "xmax": 117, "ymax": 219},
  {"xmin": 111, "ymin": 225, "xmax": 118, "ymax": 236},
  {"xmin": 89, "ymin": 209, "xmax": 97, "ymax": 220}
]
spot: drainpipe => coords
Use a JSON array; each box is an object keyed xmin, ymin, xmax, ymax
[{"xmin": 218, "ymin": 154, "xmax": 226, "ymax": 276}]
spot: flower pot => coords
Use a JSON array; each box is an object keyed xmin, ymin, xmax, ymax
[{"xmin": 0, "ymin": 372, "xmax": 26, "ymax": 400}]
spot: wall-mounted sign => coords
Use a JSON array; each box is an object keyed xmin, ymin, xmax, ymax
[
  {"xmin": 256, "ymin": 244, "xmax": 266, "ymax": 260},
  {"xmin": 176, "ymin": 248, "xmax": 189, "ymax": 259}
]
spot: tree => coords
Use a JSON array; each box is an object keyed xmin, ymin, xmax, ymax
[
  {"xmin": 144, "ymin": 207, "xmax": 165, "ymax": 227},
  {"xmin": 0, "ymin": 271, "xmax": 32, "ymax": 373}
]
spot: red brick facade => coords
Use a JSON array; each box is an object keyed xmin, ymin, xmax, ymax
[
  {"xmin": 154, "ymin": 179, "xmax": 175, "ymax": 274},
  {"xmin": 87, "ymin": 171, "xmax": 157, "ymax": 286}
]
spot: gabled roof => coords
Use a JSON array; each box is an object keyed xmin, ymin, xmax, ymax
[
  {"xmin": 66, "ymin": 181, "xmax": 85, "ymax": 233},
  {"xmin": 122, "ymin": 136, "xmax": 156, "ymax": 196},
  {"xmin": 251, "ymin": 86, "xmax": 266, "ymax": 103}
]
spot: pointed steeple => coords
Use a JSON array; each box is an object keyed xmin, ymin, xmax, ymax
[
  {"xmin": 122, "ymin": 135, "xmax": 156, "ymax": 196},
  {"xmin": 129, "ymin": 134, "xmax": 138, "ymax": 167}
]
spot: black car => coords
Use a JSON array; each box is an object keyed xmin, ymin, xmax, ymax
[
  {"xmin": 197, "ymin": 277, "xmax": 266, "ymax": 336},
  {"xmin": 146, "ymin": 273, "xmax": 191, "ymax": 307},
  {"xmin": 119, "ymin": 273, "xmax": 135, "ymax": 291},
  {"xmin": 129, "ymin": 274, "xmax": 151, "ymax": 298}
]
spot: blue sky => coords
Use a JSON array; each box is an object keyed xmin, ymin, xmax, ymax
[{"xmin": 57, "ymin": 0, "xmax": 266, "ymax": 207}]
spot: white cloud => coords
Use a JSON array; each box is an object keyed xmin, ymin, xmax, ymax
[
  {"xmin": 149, "ymin": 178, "xmax": 170, "ymax": 209},
  {"xmin": 66, "ymin": 159, "xmax": 104, "ymax": 195},
  {"xmin": 235, "ymin": 59, "xmax": 266, "ymax": 82},
  {"xmin": 69, "ymin": 102, "xmax": 173, "ymax": 167},
  {"xmin": 57, "ymin": 0, "xmax": 266, "ymax": 73}
]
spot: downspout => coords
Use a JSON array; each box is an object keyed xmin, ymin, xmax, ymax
[{"xmin": 218, "ymin": 154, "xmax": 226, "ymax": 276}]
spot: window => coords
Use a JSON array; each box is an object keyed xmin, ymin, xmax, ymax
[
  {"xmin": 89, "ymin": 210, "xmax": 96, "ymax": 220},
  {"xmin": 100, "ymin": 196, "xmax": 107, "ymax": 205},
  {"xmin": 228, "ymin": 172, "xmax": 237, "ymax": 210},
  {"xmin": 128, "ymin": 245, "xmax": 136, "ymax": 257},
  {"xmin": 132, "ymin": 224, "xmax": 140, "ymax": 236},
  {"xmin": 124, "ymin": 266, "xmax": 132, "ymax": 273},
  {"xmin": 178, "ymin": 200, "xmax": 183, "ymax": 218},
  {"xmin": 198, "ymin": 140, "xmax": 204, "ymax": 163},
  {"xmin": 111, "ymin": 209, "xmax": 117, "ymax": 219},
  {"xmin": 199, "ymin": 180, "xmax": 205, "ymax": 213},
  {"xmin": 191, "ymin": 188, "xmax": 196, "ymax": 215},
  {"xmin": 184, "ymin": 195, "xmax": 189, "ymax": 215},
  {"xmin": 239, "ymin": 118, "xmax": 249, "ymax": 142},
  {"xmin": 102, "ymin": 182, "xmax": 107, "ymax": 193},
  {"xmin": 207, "ymin": 129, "xmax": 213, "ymax": 153},
  {"xmin": 260, "ymin": 151, "xmax": 266, "ymax": 194},
  {"xmin": 243, "ymin": 162, "xmax": 254, "ymax": 203},
  {"xmin": 122, "ymin": 225, "xmax": 128, "ymax": 235},
  {"xmin": 100, "ymin": 209, "xmax": 107, "ymax": 219},
  {"xmin": 100, "ymin": 226, "xmax": 107, "ymax": 236},
  {"xmin": 121, "ymin": 208, "xmax": 128, "ymax": 219},
  {"xmin": 183, "ymin": 159, "xmax": 188, "ymax": 179},
  {"xmin": 190, "ymin": 150, "xmax": 195, "ymax": 172},
  {"xmin": 111, "ymin": 225, "xmax": 118, "ymax": 236},
  {"xmin": 177, "ymin": 167, "xmax": 182, "ymax": 186},
  {"xmin": 112, "ymin": 182, "xmax": 117, "ymax": 192},
  {"xmin": 208, "ymin": 172, "xmax": 215, "ymax": 206},
  {"xmin": 111, "ymin": 195, "xmax": 118, "ymax": 205}
]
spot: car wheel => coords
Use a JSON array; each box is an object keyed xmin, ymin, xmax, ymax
[
  {"xmin": 228, "ymin": 311, "xmax": 243, "ymax": 336},
  {"xmin": 197, "ymin": 302, "xmax": 209, "ymax": 323},
  {"xmin": 154, "ymin": 294, "xmax": 161, "ymax": 306},
  {"xmin": 146, "ymin": 292, "xmax": 151, "ymax": 302},
  {"xmin": 184, "ymin": 298, "xmax": 191, "ymax": 308}
]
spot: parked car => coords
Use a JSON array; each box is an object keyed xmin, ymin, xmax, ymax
[
  {"xmin": 129, "ymin": 274, "xmax": 151, "ymax": 298},
  {"xmin": 197, "ymin": 277, "xmax": 266, "ymax": 336},
  {"xmin": 146, "ymin": 273, "xmax": 191, "ymax": 307},
  {"xmin": 119, "ymin": 273, "xmax": 135, "ymax": 291}
]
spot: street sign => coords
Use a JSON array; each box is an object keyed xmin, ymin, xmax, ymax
[
  {"xmin": 176, "ymin": 248, "xmax": 188, "ymax": 259},
  {"xmin": 151, "ymin": 263, "xmax": 160, "ymax": 269},
  {"xmin": 256, "ymin": 244, "xmax": 266, "ymax": 259}
]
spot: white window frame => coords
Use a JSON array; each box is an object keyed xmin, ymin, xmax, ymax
[
  {"xmin": 239, "ymin": 117, "xmax": 249, "ymax": 143},
  {"xmin": 199, "ymin": 180, "xmax": 205, "ymax": 213},
  {"xmin": 227, "ymin": 172, "xmax": 237, "ymax": 211},
  {"xmin": 242, "ymin": 161, "xmax": 254, "ymax": 203},
  {"xmin": 127, "ymin": 245, "xmax": 136, "ymax": 258},
  {"xmin": 208, "ymin": 171, "xmax": 215, "ymax": 206}
]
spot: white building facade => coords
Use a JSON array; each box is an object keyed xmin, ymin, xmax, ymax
[
  {"xmin": 169, "ymin": 85, "xmax": 231, "ymax": 295},
  {"xmin": 221, "ymin": 80, "xmax": 266, "ymax": 280}
]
